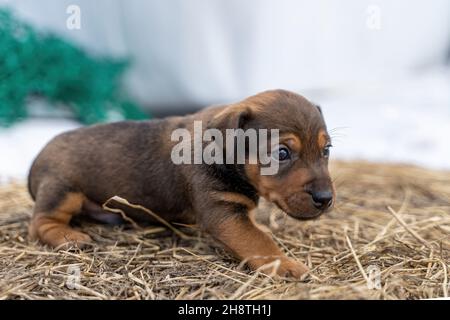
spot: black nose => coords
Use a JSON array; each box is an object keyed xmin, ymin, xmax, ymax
[{"xmin": 310, "ymin": 191, "xmax": 333, "ymax": 209}]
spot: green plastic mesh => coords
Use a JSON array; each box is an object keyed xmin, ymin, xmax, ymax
[{"xmin": 0, "ymin": 9, "xmax": 149, "ymax": 126}]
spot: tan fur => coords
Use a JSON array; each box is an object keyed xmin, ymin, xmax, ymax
[
  {"xmin": 214, "ymin": 215, "xmax": 308, "ymax": 277},
  {"xmin": 29, "ymin": 193, "xmax": 91, "ymax": 248},
  {"xmin": 280, "ymin": 133, "xmax": 302, "ymax": 153},
  {"xmin": 318, "ymin": 129, "xmax": 330, "ymax": 149},
  {"xmin": 210, "ymin": 191, "xmax": 257, "ymax": 210}
]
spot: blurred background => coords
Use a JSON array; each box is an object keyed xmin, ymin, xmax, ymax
[{"xmin": 0, "ymin": 0, "xmax": 449, "ymax": 181}]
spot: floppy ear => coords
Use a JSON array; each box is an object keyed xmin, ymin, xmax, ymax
[{"xmin": 207, "ymin": 105, "xmax": 252, "ymax": 134}]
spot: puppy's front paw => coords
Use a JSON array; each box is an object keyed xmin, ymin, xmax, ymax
[
  {"xmin": 250, "ymin": 256, "xmax": 309, "ymax": 278},
  {"xmin": 276, "ymin": 257, "xmax": 309, "ymax": 278}
]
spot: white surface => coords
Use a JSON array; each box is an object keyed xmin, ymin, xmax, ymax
[
  {"xmin": 318, "ymin": 68, "xmax": 450, "ymax": 170},
  {"xmin": 0, "ymin": 119, "xmax": 80, "ymax": 182},
  {"xmin": 1, "ymin": 68, "xmax": 449, "ymax": 181},
  {"xmin": 0, "ymin": 0, "xmax": 449, "ymax": 107}
]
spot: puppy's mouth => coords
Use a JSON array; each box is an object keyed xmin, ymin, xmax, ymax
[{"xmin": 273, "ymin": 199, "xmax": 325, "ymax": 221}]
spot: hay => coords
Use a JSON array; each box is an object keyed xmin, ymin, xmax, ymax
[{"xmin": 0, "ymin": 161, "xmax": 449, "ymax": 300}]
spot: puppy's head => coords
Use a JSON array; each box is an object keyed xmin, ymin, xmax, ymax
[{"xmin": 209, "ymin": 89, "xmax": 335, "ymax": 220}]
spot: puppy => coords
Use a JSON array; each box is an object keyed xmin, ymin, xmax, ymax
[{"xmin": 28, "ymin": 89, "xmax": 334, "ymax": 278}]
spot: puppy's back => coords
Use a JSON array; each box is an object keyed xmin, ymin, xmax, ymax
[{"xmin": 28, "ymin": 120, "xmax": 167, "ymax": 203}]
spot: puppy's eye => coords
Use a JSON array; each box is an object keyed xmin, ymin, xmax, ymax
[
  {"xmin": 276, "ymin": 147, "xmax": 291, "ymax": 161},
  {"xmin": 323, "ymin": 144, "xmax": 332, "ymax": 158}
]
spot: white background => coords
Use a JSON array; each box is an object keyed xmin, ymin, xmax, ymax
[{"xmin": 0, "ymin": 0, "xmax": 449, "ymax": 180}]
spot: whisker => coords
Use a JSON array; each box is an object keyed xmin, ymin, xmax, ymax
[
  {"xmin": 329, "ymin": 126, "xmax": 349, "ymax": 133},
  {"xmin": 329, "ymin": 137, "xmax": 345, "ymax": 143},
  {"xmin": 330, "ymin": 133, "xmax": 347, "ymax": 138}
]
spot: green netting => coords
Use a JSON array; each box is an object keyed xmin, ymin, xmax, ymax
[{"xmin": 0, "ymin": 9, "xmax": 149, "ymax": 127}]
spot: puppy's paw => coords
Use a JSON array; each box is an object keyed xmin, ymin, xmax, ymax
[
  {"xmin": 58, "ymin": 230, "xmax": 93, "ymax": 249},
  {"xmin": 36, "ymin": 227, "xmax": 93, "ymax": 249},
  {"xmin": 250, "ymin": 256, "xmax": 309, "ymax": 279},
  {"xmin": 275, "ymin": 257, "xmax": 309, "ymax": 278},
  {"xmin": 29, "ymin": 213, "xmax": 93, "ymax": 249}
]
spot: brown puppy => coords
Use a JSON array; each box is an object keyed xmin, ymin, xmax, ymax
[{"xmin": 28, "ymin": 89, "xmax": 334, "ymax": 278}]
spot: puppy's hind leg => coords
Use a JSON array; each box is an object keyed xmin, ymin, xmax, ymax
[
  {"xmin": 82, "ymin": 198, "xmax": 125, "ymax": 225},
  {"xmin": 29, "ymin": 180, "xmax": 92, "ymax": 248}
]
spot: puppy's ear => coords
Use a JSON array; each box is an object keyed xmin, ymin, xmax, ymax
[
  {"xmin": 207, "ymin": 105, "xmax": 252, "ymax": 133},
  {"xmin": 316, "ymin": 105, "xmax": 323, "ymax": 115}
]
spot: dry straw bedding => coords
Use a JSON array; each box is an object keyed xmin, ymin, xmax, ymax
[{"xmin": 0, "ymin": 161, "xmax": 449, "ymax": 300}]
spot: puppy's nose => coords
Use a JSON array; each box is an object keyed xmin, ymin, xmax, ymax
[{"xmin": 310, "ymin": 191, "xmax": 333, "ymax": 209}]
